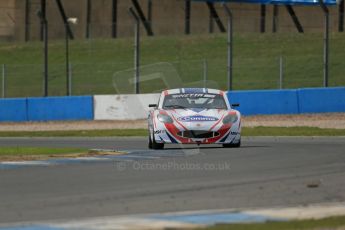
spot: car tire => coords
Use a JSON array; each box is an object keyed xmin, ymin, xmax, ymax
[
  {"xmin": 223, "ymin": 139, "xmax": 241, "ymax": 148},
  {"xmin": 151, "ymin": 132, "xmax": 164, "ymax": 150},
  {"xmin": 148, "ymin": 133, "xmax": 153, "ymax": 149}
]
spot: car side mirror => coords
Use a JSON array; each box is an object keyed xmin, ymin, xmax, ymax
[
  {"xmin": 149, "ymin": 104, "xmax": 158, "ymax": 108},
  {"xmin": 231, "ymin": 103, "xmax": 240, "ymax": 107}
]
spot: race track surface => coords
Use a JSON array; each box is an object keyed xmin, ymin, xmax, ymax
[{"xmin": 0, "ymin": 137, "xmax": 344, "ymax": 224}]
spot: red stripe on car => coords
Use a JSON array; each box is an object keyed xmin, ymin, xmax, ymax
[{"xmin": 209, "ymin": 114, "xmax": 225, "ymax": 131}]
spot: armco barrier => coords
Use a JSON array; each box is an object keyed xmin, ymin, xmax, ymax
[
  {"xmin": 27, "ymin": 96, "xmax": 93, "ymax": 121},
  {"xmin": 0, "ymin": 87, "xmax": 344, "ymax": 122},
  {"xmin": 0, "ymin": 98, "xmax": 27, "ymax": 122},
  {"xmin": 227, "ymin": 89, "xmax": 299, "ymax": 115},
  {"xmin": 298, "ymin": 87, "xmax": 345, "ymax": 113},
  {"xmin": 94, "ymin": 94, "xmax": 160, "ymax": 120}
]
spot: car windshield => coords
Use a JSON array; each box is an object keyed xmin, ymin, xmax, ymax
[{"xmin": 163, "ymin": 93, "xmax": 228, "ymax": 110}]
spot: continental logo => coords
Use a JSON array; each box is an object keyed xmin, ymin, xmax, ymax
[{"xmin": 177, "ymin": 115, "xmax": 219, "ymax": 122}]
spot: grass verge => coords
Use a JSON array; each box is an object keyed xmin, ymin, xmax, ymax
[
  {"xmin": 0, "ymin": 127, "xmax": 344, "ymax": 137},
  {"xmin": 0, "ymin": 129, "xmax": 148, "ymax": 137},
  {"xmin": 1, "ymin": 33, "xmax": 345, "ymax": 97},
  {"xmin": 242, "ymin": 126, "xmax": 345, "ymax": 136},
  {"xmin": 0, "ymin": 147, "xmax": 124, "ymax": 161},
  {"xmin": 201, "ymin": 215, "xmax": 345, "ymax": 230},
  {"xmin": 0, "ymin": 147, "xmax": 86, "ymax": 156}
]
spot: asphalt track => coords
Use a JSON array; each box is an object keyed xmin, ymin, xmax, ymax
[{"xmin": 0, "ymin": 137, "xmax": 345, "ymax": 224}]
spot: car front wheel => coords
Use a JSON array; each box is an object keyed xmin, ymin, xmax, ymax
[
  {"xmin": 148, "ymin": 133, "xmax": 153, "ymax": 149},
  {"xmin": 149, "ymin": 131, "xmax": 164, "ymax": 150},
  {"xmin": 223, "ymin": 139, "xmax": 241, "ymax": 148}
]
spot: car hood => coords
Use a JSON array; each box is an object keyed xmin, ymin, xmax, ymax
[{"xmin": 163, "ymin": 108, "xmax": 228, "ymax": 130}]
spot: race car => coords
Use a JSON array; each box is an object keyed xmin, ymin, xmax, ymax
[{"xmin": 148, "ymin": 88, "xmax": 241, "ymax": 149}]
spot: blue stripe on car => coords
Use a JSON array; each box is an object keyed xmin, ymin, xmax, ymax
[
  {"xmin": 166, "ymin": 132, "xmax": 178, "ymax": 143},
  {"xmin": 219, "ymin": 131, "xmax": 231, "ymax": 143}
]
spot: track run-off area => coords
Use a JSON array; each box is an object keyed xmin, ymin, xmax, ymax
[{"xmin": 0, "ymin": 137, "xmax": 344, "ymax": 228}]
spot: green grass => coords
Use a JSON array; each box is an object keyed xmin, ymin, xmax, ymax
[
  {"xmin": 0, "ymin": 147, "xmax": 86, "ymax": 156},
  {"xmin": 0, "ymin": 127, "xmax": 344, "ymax": 137},
  {"xmin": 242, "ymin": 126, "xmax": 345, "ymax": 136},
  {"xmin": 0, "ymin": 33, "xmax": 344, "ymax": 97},
  {"xmin": 201, "ymin": 215, "xmax": 345, "ymax": 230},
  {"xmin": 0, "ymin": 129, "xmax": 147, "ymax": 137}
]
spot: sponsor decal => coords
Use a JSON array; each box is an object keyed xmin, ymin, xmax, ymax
[
  {"xmin": 154, "ymin": 130, "xmax": 166, "ymax": 134},
  {"xmin": 177, "ymin": 115, "xmax": 219, "ymax": 122},
  {"xmin": 172, "ymin": 94, "xmax": 216, "ymax": 99},
  {"xmin": 231, "ymin": 131, "xmax": 240, "ymax": 135}
]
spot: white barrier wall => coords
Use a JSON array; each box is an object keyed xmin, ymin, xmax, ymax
[{"xmin": 94, "ymin": 94, "xmax": 160, "ymax": 120}]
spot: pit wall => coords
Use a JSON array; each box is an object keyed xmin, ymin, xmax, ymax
[{"xmin": 0, "ymin": 87, "xmax": 344, "ymax": 122}]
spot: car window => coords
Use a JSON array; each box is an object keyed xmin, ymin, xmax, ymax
[{"xmin": 163, "ymin": 94, "xmax": 227, "ymax": 110}]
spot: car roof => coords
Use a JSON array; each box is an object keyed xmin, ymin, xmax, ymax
[{"xmin": 163, "ymin": 88, "xmax": 224, "ymax": 95}]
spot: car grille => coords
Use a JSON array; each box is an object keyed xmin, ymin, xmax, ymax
[{"xmin": 177, "ymin": 130, "xmax": 220, "ymax": 138}]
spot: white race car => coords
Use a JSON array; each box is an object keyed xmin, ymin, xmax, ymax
[{"xmin": 148, "ymin": 88, "xmax": 241, "ymax": 149}]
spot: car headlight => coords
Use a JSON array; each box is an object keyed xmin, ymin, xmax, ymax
[
  {"xmin": 223, "ymin": 113, "xmax": 238, "ymax": 124},
  {"xmin": 157, "ymin": 114, "xmax": 173, "ymax": 124}
]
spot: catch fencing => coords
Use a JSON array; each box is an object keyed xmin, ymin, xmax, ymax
[{"xmin": 1, "ymin": 3, "xmax": 345, "ymax": 98}]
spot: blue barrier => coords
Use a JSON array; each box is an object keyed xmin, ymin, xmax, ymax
[
  {"xmin": 0, "ymin": 87, "xmax": 344, "ymax": 122},
  {"xmin": 228, "ymin": 89, "xmax": 299, "ymax": 115},
  {"xmin": 298, "ymin": 87, "xmax": 345, "ymax": 113},
  {"xmin": 27, "ymin": 96, "xmax": 93, "ymax": 121},
  {"xmin": 227, "ymin": 87, "xmax": 345, "ymax": 115},
  {"xmin": 0, "ymin": 98, "xmax": 27, "ymax": 122}
]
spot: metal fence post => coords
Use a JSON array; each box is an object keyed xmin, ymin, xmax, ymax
[
  {"xmin": 65, "ymin": 23, "xmax": 71, "ymax": 96},
  {"xmin": 69, "ymin": 63, "xmax": 72, "ymax": 96},
  {"xmin": 273, "ymin": 5, "xmax": 279, "ymax": 33},
  {"xmin": 44, "ymin": 22, "xmax": 48, "ymax": 97},
  {"xmin": 2, "ymin": 64, "xmax": 6, "ymax": 98},
  {"xmin": 203, "ymin": 59, "xmax": 208, "ymax": 88},
  {"xmin": 223, "ymin": 4, "xmax": 233, "ymax": 91},
  {"xmin": 319, "ymin": 0, "xmax": 329, "ymax": 87},
  {"xmin": 129, "ymin": 7, "xmax": 140, "ymax": 94},
  {"xmin": 185, "ymin": 0, "xmax": 191, "ymax": 35},
  {"xmin": 86, "ymin": 0, "xmax": 91, "ymax": 39},
  {"xmin": 279, "ymin": 56, "xmax": 283, "ymax": 89}
]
